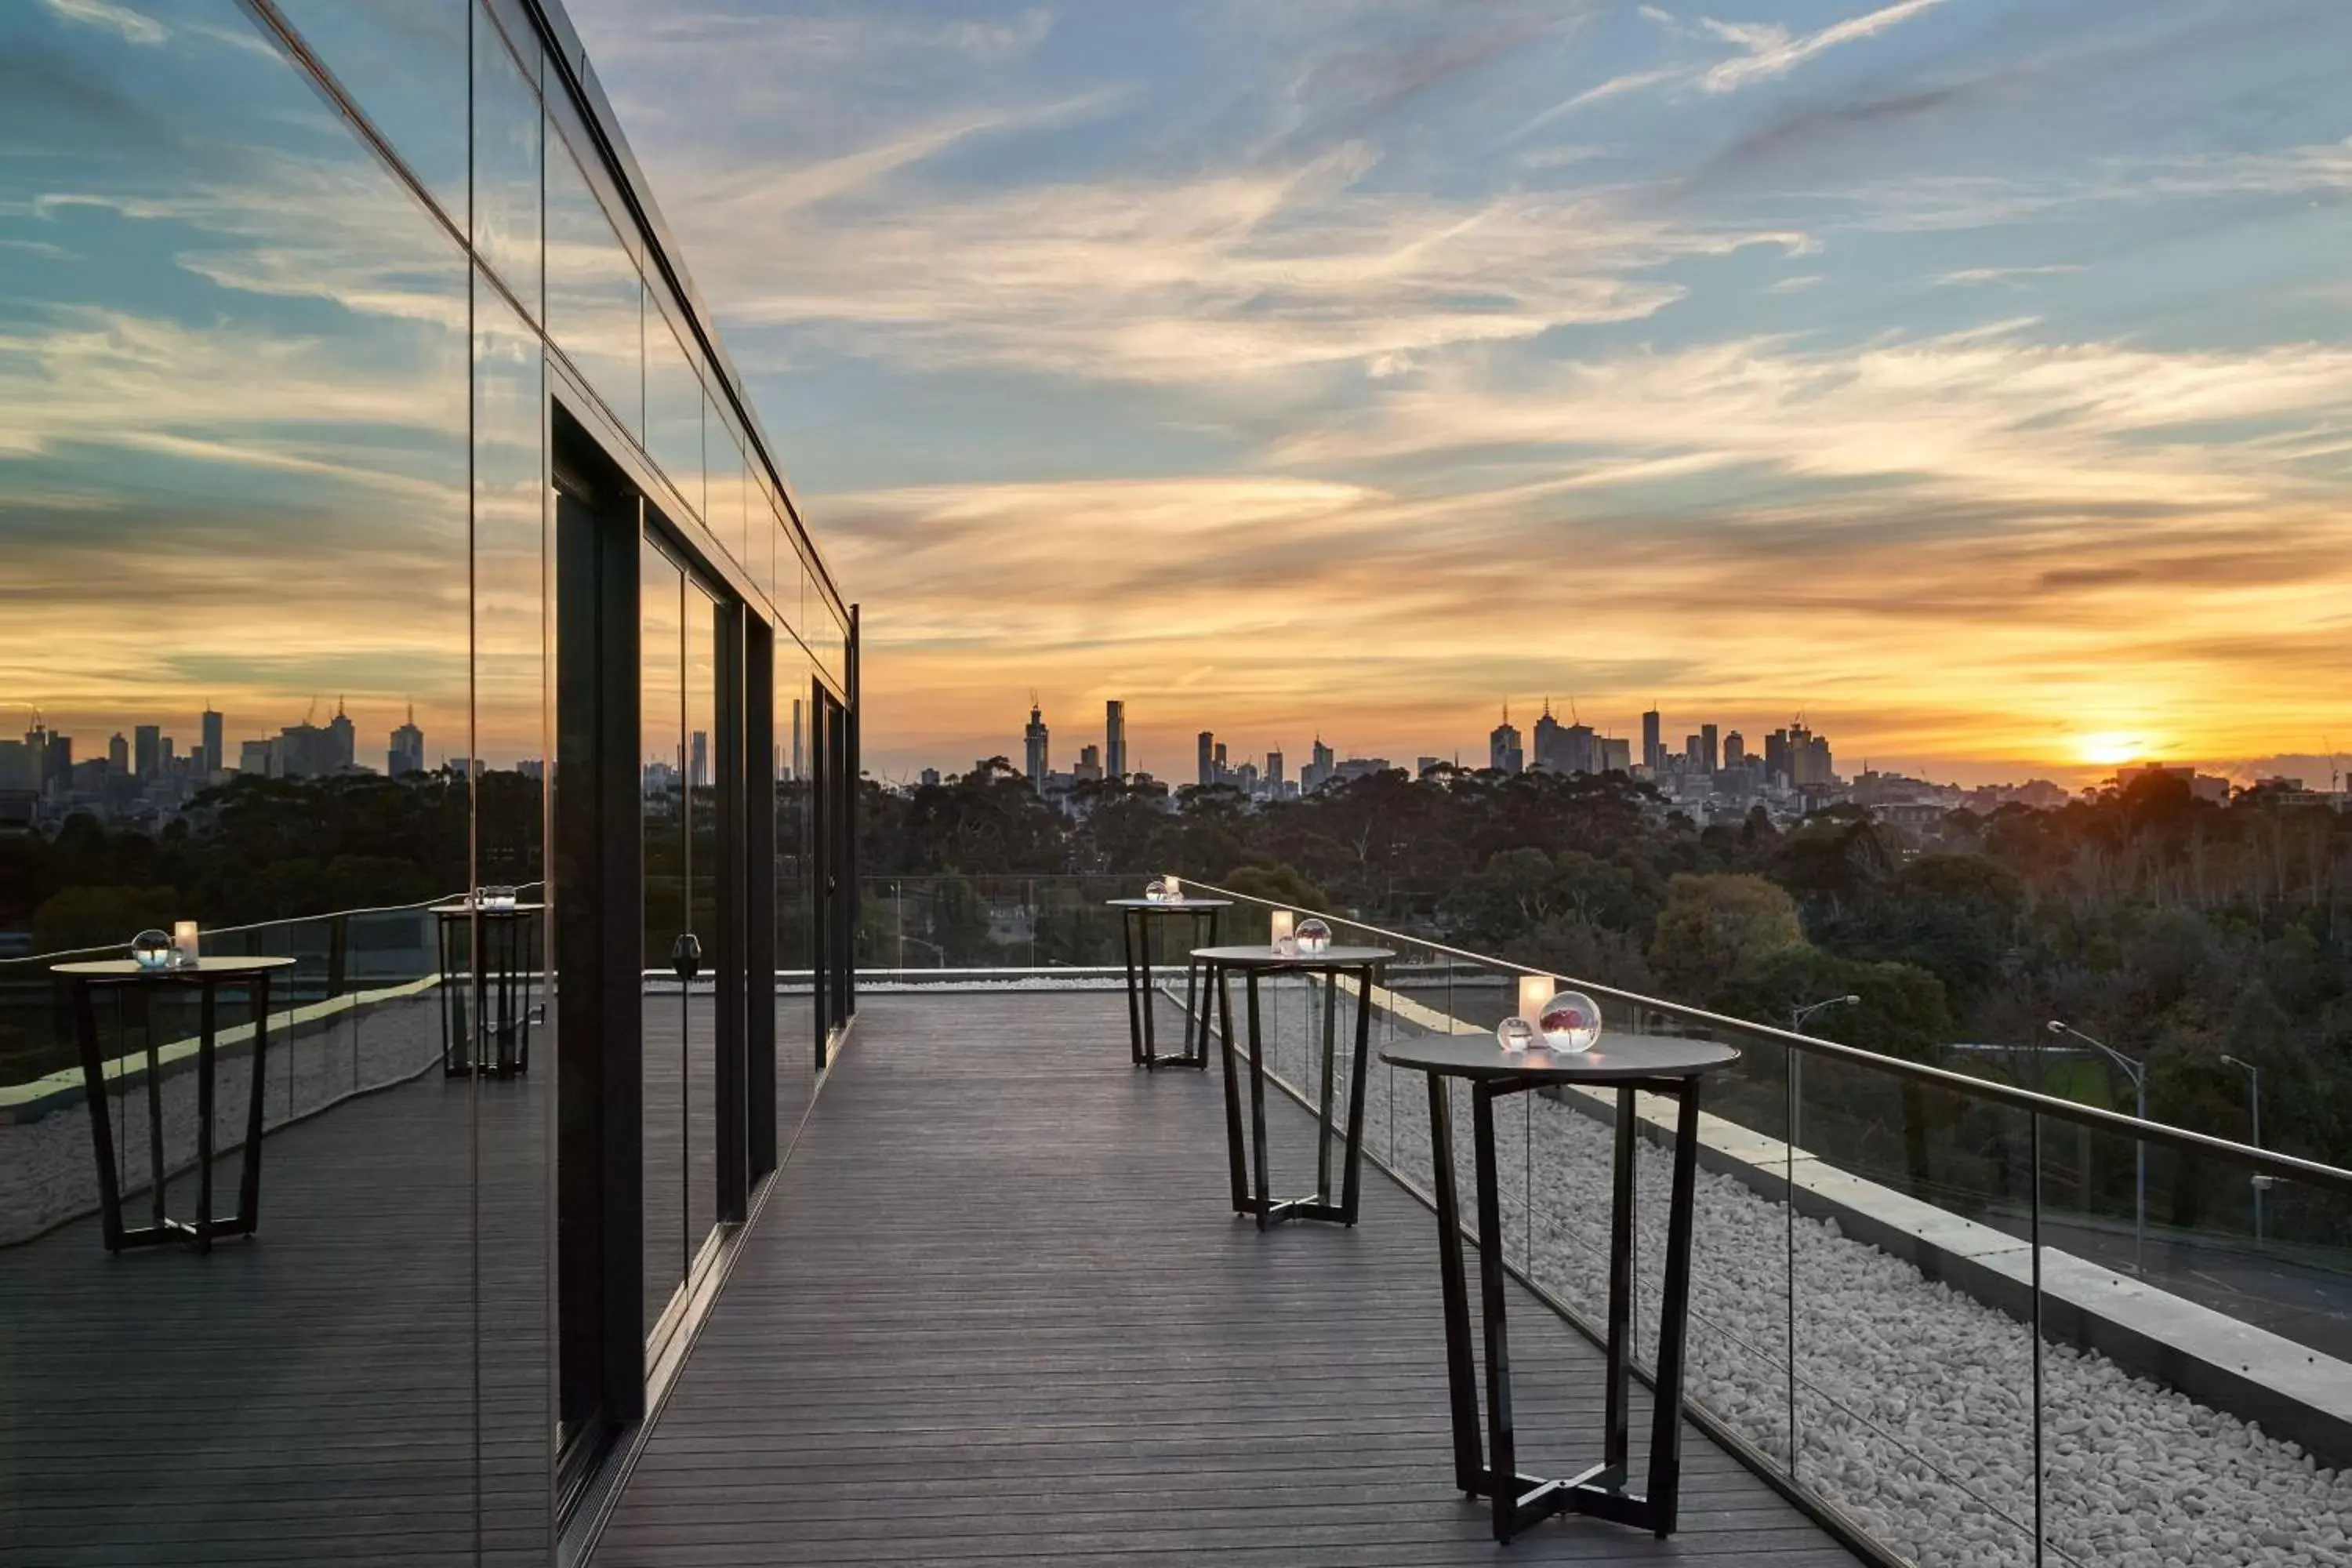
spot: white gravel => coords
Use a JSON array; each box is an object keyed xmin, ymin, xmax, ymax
[{"xmin": 1237, "ymin": 977, "xmax": 2352, "ymax": 1568}]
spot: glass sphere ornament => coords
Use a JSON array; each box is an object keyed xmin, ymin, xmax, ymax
[
  {"xmin": 1273, "ymin": 935, "xmax": 1300, "ymax": 958},
  {"xmin": 1537, "ymin": 990, "xmax": 1603, "ymax": 1052},
  {"xmin": 1295, "ymin": 916, "xmax": 1333, "ymax": 955},
  {"xmin": 1144, "ymin": 877, "xmax": 1171, "ymax": 903},
  {"xmin": 486, "ymin": 886, "xmax": 518, "ymax": 911},
  {"xmin": 132, "ymin": 929, "xmax": 173, "ymax": 971},
  {"xmin": 1496, "ymin": 1015, "xmax": 1537, "ymax": 1054}
]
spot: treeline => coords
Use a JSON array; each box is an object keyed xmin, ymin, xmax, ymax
[{"xmin": 863, "ymin": 760, "xmax": 2352, "ymax": 1167}]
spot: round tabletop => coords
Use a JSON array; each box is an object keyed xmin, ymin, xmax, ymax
[
  {"xmin": 429, "ymin": 901, "xmax": 548, "ymax": 917},
  {"xmin": 51, "ymin": 956, "xmax": 299, "ymax": 981},
  {"xmin": 1192, "ymin": 942, "xmax": 1396, "ymax": 970},
  {"xmin": 1381, "ymin": 1032, "xmax": 1738, "ymax": 1083},
  {"xmin": 1104, "ymin": 898, "xmax": 1233, "ymax": 911}
]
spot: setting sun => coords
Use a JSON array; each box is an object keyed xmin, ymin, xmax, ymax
[{"xmin": 2076, "ymin": 732, "xmax": 2155, "ymax": 768}]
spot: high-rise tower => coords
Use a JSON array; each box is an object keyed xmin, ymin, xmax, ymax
[
  {"xmin": 1024, "ymin": 702, "xmax": 1050, "ymax": 789},
  {"xmin": 1105, "ymin": 699, "xmax": 1126, "ymax": 779}
]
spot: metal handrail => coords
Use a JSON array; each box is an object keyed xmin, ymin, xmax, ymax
[
  {"xmin": 0, "ymin": 884, "xmax": 535, "ymax": 970},
  {"xmin": 1189, "ymin": 877, "xmax": 2352, "ymax": 1200}
]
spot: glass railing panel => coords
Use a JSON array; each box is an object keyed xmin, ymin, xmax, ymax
[
  {"xmin": 1793, "ymin": 1051, "xmax": 2038, "ymax": 1566},
  {"xmin": 2035, "ymin": 1118, "xmax": 2350, "ymax": 1566}
]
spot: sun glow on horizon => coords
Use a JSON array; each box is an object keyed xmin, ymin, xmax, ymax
[{"xmin": 2076, "ymin": 731, "xmax": 2158, "ymax": 768}]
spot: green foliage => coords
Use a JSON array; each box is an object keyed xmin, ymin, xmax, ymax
[
  {"xmin": 1220, "ymin": 862, "xmax": 1332, "ymax": 913},
  {"xmin": 1646, "ymin": 873, "xmax": 1807, "ymax": 997},
  {"xmin": 1715, "ymin": 946, "xmax": 1956, "ymax": 1061},
  {"xmin": 31, "ymin": 884, "xmax": 180, "ymax": 953}
]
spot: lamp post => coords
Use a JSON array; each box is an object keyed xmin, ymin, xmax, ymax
[
  {"xmin": 2220, "ymin": 1054, "xmax": 2265, "ymax": 1244},
  {"xmin": 1790, "ymin": 993, "xmax": 1860, "ymax": 1036},
  {"xmin": 2050, "ymin": 1020, "xmax": 2146, "ymax": 1276}
]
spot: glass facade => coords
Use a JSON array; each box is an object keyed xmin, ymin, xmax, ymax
[{"xmin": 0, "ymin": 3, "xmax": 857, "ymax": 1563}]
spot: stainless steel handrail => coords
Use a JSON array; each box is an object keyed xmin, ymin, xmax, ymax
[{"xmin": 1191, "ymin": 877, "xmax": 2352, "ymax": 1199}]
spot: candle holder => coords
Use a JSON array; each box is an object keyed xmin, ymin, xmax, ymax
[
  {"xmin": 172, "ymin": 920, "xmax": 201, "ymax": 970},
  {"xmin": 1268, "ymin": 909, "xmax": 1296, "ymax": 947}
]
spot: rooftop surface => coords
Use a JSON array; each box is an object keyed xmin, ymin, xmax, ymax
[{"xmin": 590, "ymin": 990, "xmax": 1858, "ymax": 1566}]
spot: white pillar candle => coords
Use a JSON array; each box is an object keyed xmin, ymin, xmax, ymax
[
  {"xmin": 1161, "ymin": 875, "xmax": 1181, "ymax": 899},
  {"xmin": 1517, "ymin": 974, "xmax": 1552, "ymax": 1022},
  {"xmin": 173, "ymin": 920, "xmax": 201, "ymax": 967},
  {"xmin": 1268, "ymin": 909, "xmax": 1295, "ymax": 946}
]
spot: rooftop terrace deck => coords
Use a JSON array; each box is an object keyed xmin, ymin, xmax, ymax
[{"xmin": 590, "ymin": 990, "xmax": 1860, "ymax": 1567}]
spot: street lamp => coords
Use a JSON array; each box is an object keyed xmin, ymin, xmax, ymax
[
  {"xmin": 2050, "ymin": 1019, "xmax": 2147, "ymax": 1276},
  {"xmin": 2219, "ymin": 1054, "xmax": 2266, "ymax": 1244},
  {"xmin": 1791, "ymin": 993, "xmax": 1860, "ymax": 1034}
]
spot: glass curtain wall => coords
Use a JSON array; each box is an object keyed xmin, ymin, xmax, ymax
[{"xmin": 0, "ymin": 2, "xmax": 855, "ymax": 1563}]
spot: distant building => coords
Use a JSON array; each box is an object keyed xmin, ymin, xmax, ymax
[
  {"xmin": 690, "ymin": 731, "xmax": 709, "ymax": 789},
  {"xmin": 918, "ymin": 768, "xmax": 940, "ymax": 788},
  {"xmin": 201, "ymin": 706, "xmax": 224, "ymax": 775},
  {"xmin": 0, "ymin": 739, "xmax": 36, "ymax": 793},
  {"xmin": 1641, "ymin": 708, "xmax": 1663, "ymax": 773},
  {"xmin": 1104, "ymin": 700, "xmax": 1126, "ymax": 779},
  {"xmin": 108, "ymin": 733, "xmax": 130, "ymax": 774},
  {"xmin": 1700, "ymin": 724, "xmax": 1719, "ymax": 775},
  {"xmin": 1683, "ymin": 734, "xmax": 1704, "ymax": 772},
  {"xmin": 1530, "ymin": 703, "xmax": 1562, "ymax": 772},
  {"xmin": 390, "ymin": 706, "xmax": 425, "ymax": 777},
  {"xmin": 1196, "ymin": 730, "xmax": 1215, "ymax": 789},
  {"xmin": 1489, "ymin": 707, "xmax": 1523, "ymax": 775},
  {"xmin": 1024, "ymin": 703, "xmax": 1049, "ymax": 789},
  {"xmin": 1599, "ymin": 737, "xmax": 1632, "ymax": 774},
  {"xmin": 327, "ymin": 699, "xmax": 356, "ymax": 771},
  {"xmin": 1764, "ymin": 728, "xmax": 1792, "ymax": 785},
  {"xmin": 1333, "ymin": 757, "xmax": 1392, "ymax": 785},
  {"xmin": 273, "ymin": 721, "xmax": 342, "ymax": 779},
  {"xmin": 240, "ymin": 738, "xmax": 273, "ymax": 775},
  {"xmin": 1301, "ymin": 736, "xmax": 1335, "ymax": 793},
  {"xmin": 1074, "ymin": 743, "xmax": 1103, "ymax": 782},
  {"xmin": 1723, "ymin": 730, "xmax": 1745, "ymax": 770},
  {"xmin": 135, "ymin": 724, "xmax": 161, "ymax": 780},
  {"xmin": 1266, "ymin": 749, "xmax": 1286, "ymax": 788},
  {"xmin": 1417, "ymin": 756, "xmax": 1443, "ymax": 776}
]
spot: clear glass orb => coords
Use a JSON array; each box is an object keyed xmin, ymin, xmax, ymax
[
  {"xmin": 1496, "ymin": 1015, "xmax": 1537, "ymax": 1054},
  {"xmin": 1144, "ymin": 877, "xmax": 1171, "ymax": 902},
  {"xmin": 1272, "ymin": 935, "xmax": 1300, "ymax": 958},
  {"xmin": 131, "ymin": 929, "xmax": 173, "ymax": 971},
  {"xmin": 1537, "ymin": 991, "xmax": 1602, "ymax": 1052},
  {"xmin": 1295, "ymin": 916, "xmax": 1333, "ymax": 955}
]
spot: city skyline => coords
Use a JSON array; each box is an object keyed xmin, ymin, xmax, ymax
[{"xmin": 567, "ymin": 1, "xmax": 2352, "ymax": 796}]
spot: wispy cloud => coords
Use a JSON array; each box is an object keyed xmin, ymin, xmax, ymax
[{"xmin": 1699, "ymin": 0, "xmax": 1950, "ymax": 94}]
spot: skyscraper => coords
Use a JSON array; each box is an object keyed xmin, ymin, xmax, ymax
[
  {"xmin": 1642, "ymin": 707, "xmax": 1663, "ymax": 773},
  {"xmin": 201, "ymin": 706, "xmax": 223, "ymax": 775},
  {"xmin": 1530, "ymin": 701, "xmax": 1563, "ymax": 773},
  {"xmin": 1765, "ymin": 728, "xmax": 1792, "ymax": 784},
  {"xmin": 1700, "ymin": 723, "xmax": 1719, "ymax": 775},
  {"xmin": 390, "ymin": 706, "xmax": 424, "ymax": 777},
  {"xmin": 327, "ymin": 698, "xmax": 356, "ymax": 771},
  {"xmin": 1075, "ymin": 743, "xmax": 1102, "ymax": 782},
  {"xmin": 1488, "ymin": 706, "xmax": 1523, "ymax": 775},
  {"xmin": 1104, "ymin": 699, "xmax": 1126, "ymax": 780},
  {"xmin": 134, "ymin": 724, "xmax": 160, "ymax": 779},
  {"xmin": 1724, "ymin": 730, "xmax": 1746, "ymax": 770},
  {"xmin": 1024, "ymin": 702, "xmax": 1049, "ymax": 789},
  {"xmin": 690, "ymin": 731, "xmax": 710, "ymax": 789},
  {"xmin": 1196, "ymin": 730, "xmax": 1215, "ymax": 788},
  {"xmin": 108, "ymin": 733, "xmax": 129, "ymax": 774},
  {"xmin": 1266, "ymin": 750, "xmax": 1286, "ymax": 788}
]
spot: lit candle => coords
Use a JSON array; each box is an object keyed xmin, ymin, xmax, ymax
[
  {"xmin": 173, "ymin": 920, "xmax": 201, "ymax": 968},
  {"xmin": 1161, "ymin": 875, "xmax": 1181, "ymax": 900},
  {"xmin": 1269, "ymin": 909, "xmax": 1296, "ymax": 947},
  {"xmin": 1517, "ymin": 974, "xmax": 1552, "ymax": 1023}
]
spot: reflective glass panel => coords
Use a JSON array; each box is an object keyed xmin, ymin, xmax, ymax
[
  {"xmin": 0, "ymin": 2, "xmax": 474, "ymax": 1555},
  {"xmin": 684, "ymin": 583, "xmax": 722, "ymax": 1275},
  {"xmin": 544, "ymin": 126, "xmax": 641, "ymax": 441},
  {"xmin": 472, "ymin": 2, "xmax": 543, "ymax": 324},
  {"xmin": 641, "ymin": 539, "xmax": 686, "ymax": 1352},
  {"xmin": 777, "ymin": 651, "xmax": 815, "ymax": 1114},
  {"xmin": 275, "ymin": 0, "xmax": 470, "ymax": 223},
  {"xmin": 645, "ymin": 305, "xmax": 704, "ymax": 522}
]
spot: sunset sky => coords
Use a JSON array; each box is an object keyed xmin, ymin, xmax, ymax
[{"xmin": 578, "ymin": 3, "xmax": 2347, "ymax": 783}]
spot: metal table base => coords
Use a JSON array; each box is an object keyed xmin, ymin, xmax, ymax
[{"xmin": 1109, "ymin": 900, "xmax": 1225, "ymax": 1070}]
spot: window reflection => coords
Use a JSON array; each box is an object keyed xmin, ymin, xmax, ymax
[
  {"xmin": 0, "ymin": 1, "xmax": 475, "ymax": 1555},
  {"xmin": 645, "ymin": 305, "xmax": 705, "ymax": 523},
  {"xmin": 546, "ymin": 119, "xmax": 641, "ymax": 442},
  {"xmin": 473, "ymin": 2, "xmax": 543, "ymax": 323}
]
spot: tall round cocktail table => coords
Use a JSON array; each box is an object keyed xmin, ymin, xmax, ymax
[
  {"xmin": 430, "ymin": 900, "xmax": 544, "ymax": 1076},
  {"xmin": 51, "ymin": 955, "xmax": 297, "ymax": 1254},
  {"xmin": 1195, "ymin": 943, "xmax": 1394, "ymax": 1229},
  {"xmin": 1104, "ymin": 897, "xmax": 1229, "ymax": 1069},
  {"xmin": 1381, "ymin": 1032, "xmax": 1739, "ymax": 1543}
]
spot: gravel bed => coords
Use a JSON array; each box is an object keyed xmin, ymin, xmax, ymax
[
  {"xmin": 0, "ymin": 993, "xmax": 445, "ymax": 1247},
  {"xmin": 1239, "ymin": 978, "xmax": 2352, "ymax": 1568}
]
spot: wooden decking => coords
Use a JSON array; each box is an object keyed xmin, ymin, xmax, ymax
[{"xmin": 592, "ymin": 990, "xmax": 1859, "ymax": 1567}]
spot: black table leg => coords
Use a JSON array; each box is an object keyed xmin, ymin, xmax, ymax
[
  {"xmin": 1314, "ymin": 972, "xmax": 1339, "ymax": 1200},
  {"xmin": 141, "ymin": 985, "xmax": 165, "ymax": 1233},
  {"xmin": 1216, "ymin": 962, "xmax": 1248, "ymax": 1212},
  {"xmin": 1339, "ymin": 965, "xmax": 1374, "ymax": 1224},
  {"xmin": 1245, "ymin": 970, "xmax": 1272, "ymax": 1231},
  {"xmin": 194, "ymin": 981, "xmax": 216, "ymax": 1254},
  {"xmin": 1427, "ymin": 1075, "xmax": 1485, "ymax": 1496},
  {"xmin": 1137, "ymin": 914, "xmax": 1160, "ymax": 1069},
  {"xmin": 236, "ymin": 972, "xmax": 271, "ymax": 1238},
  {"xmin": 1471, "ymin": 1082, "xmax": 1522, "ymax": 1541},
  {"xmin": 1605, "ymin": 1086, "xmax": 1636, "ymax": 1479},
  {"xmin": 72, "ymin": 980, "xmax": 126, "ymax": 1254},
  {"xmin": 1646, "ymin": 1079, "xmax": 1703, "ymax": 1535},
  {"xmin": 1120, "ymin": 909, "xmax": 1144, "ymax": 1066}
]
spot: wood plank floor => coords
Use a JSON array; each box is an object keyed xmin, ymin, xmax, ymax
[{"xmin": 592, "ymin": 991, "xmax": 1859, "ymax": 1567}]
